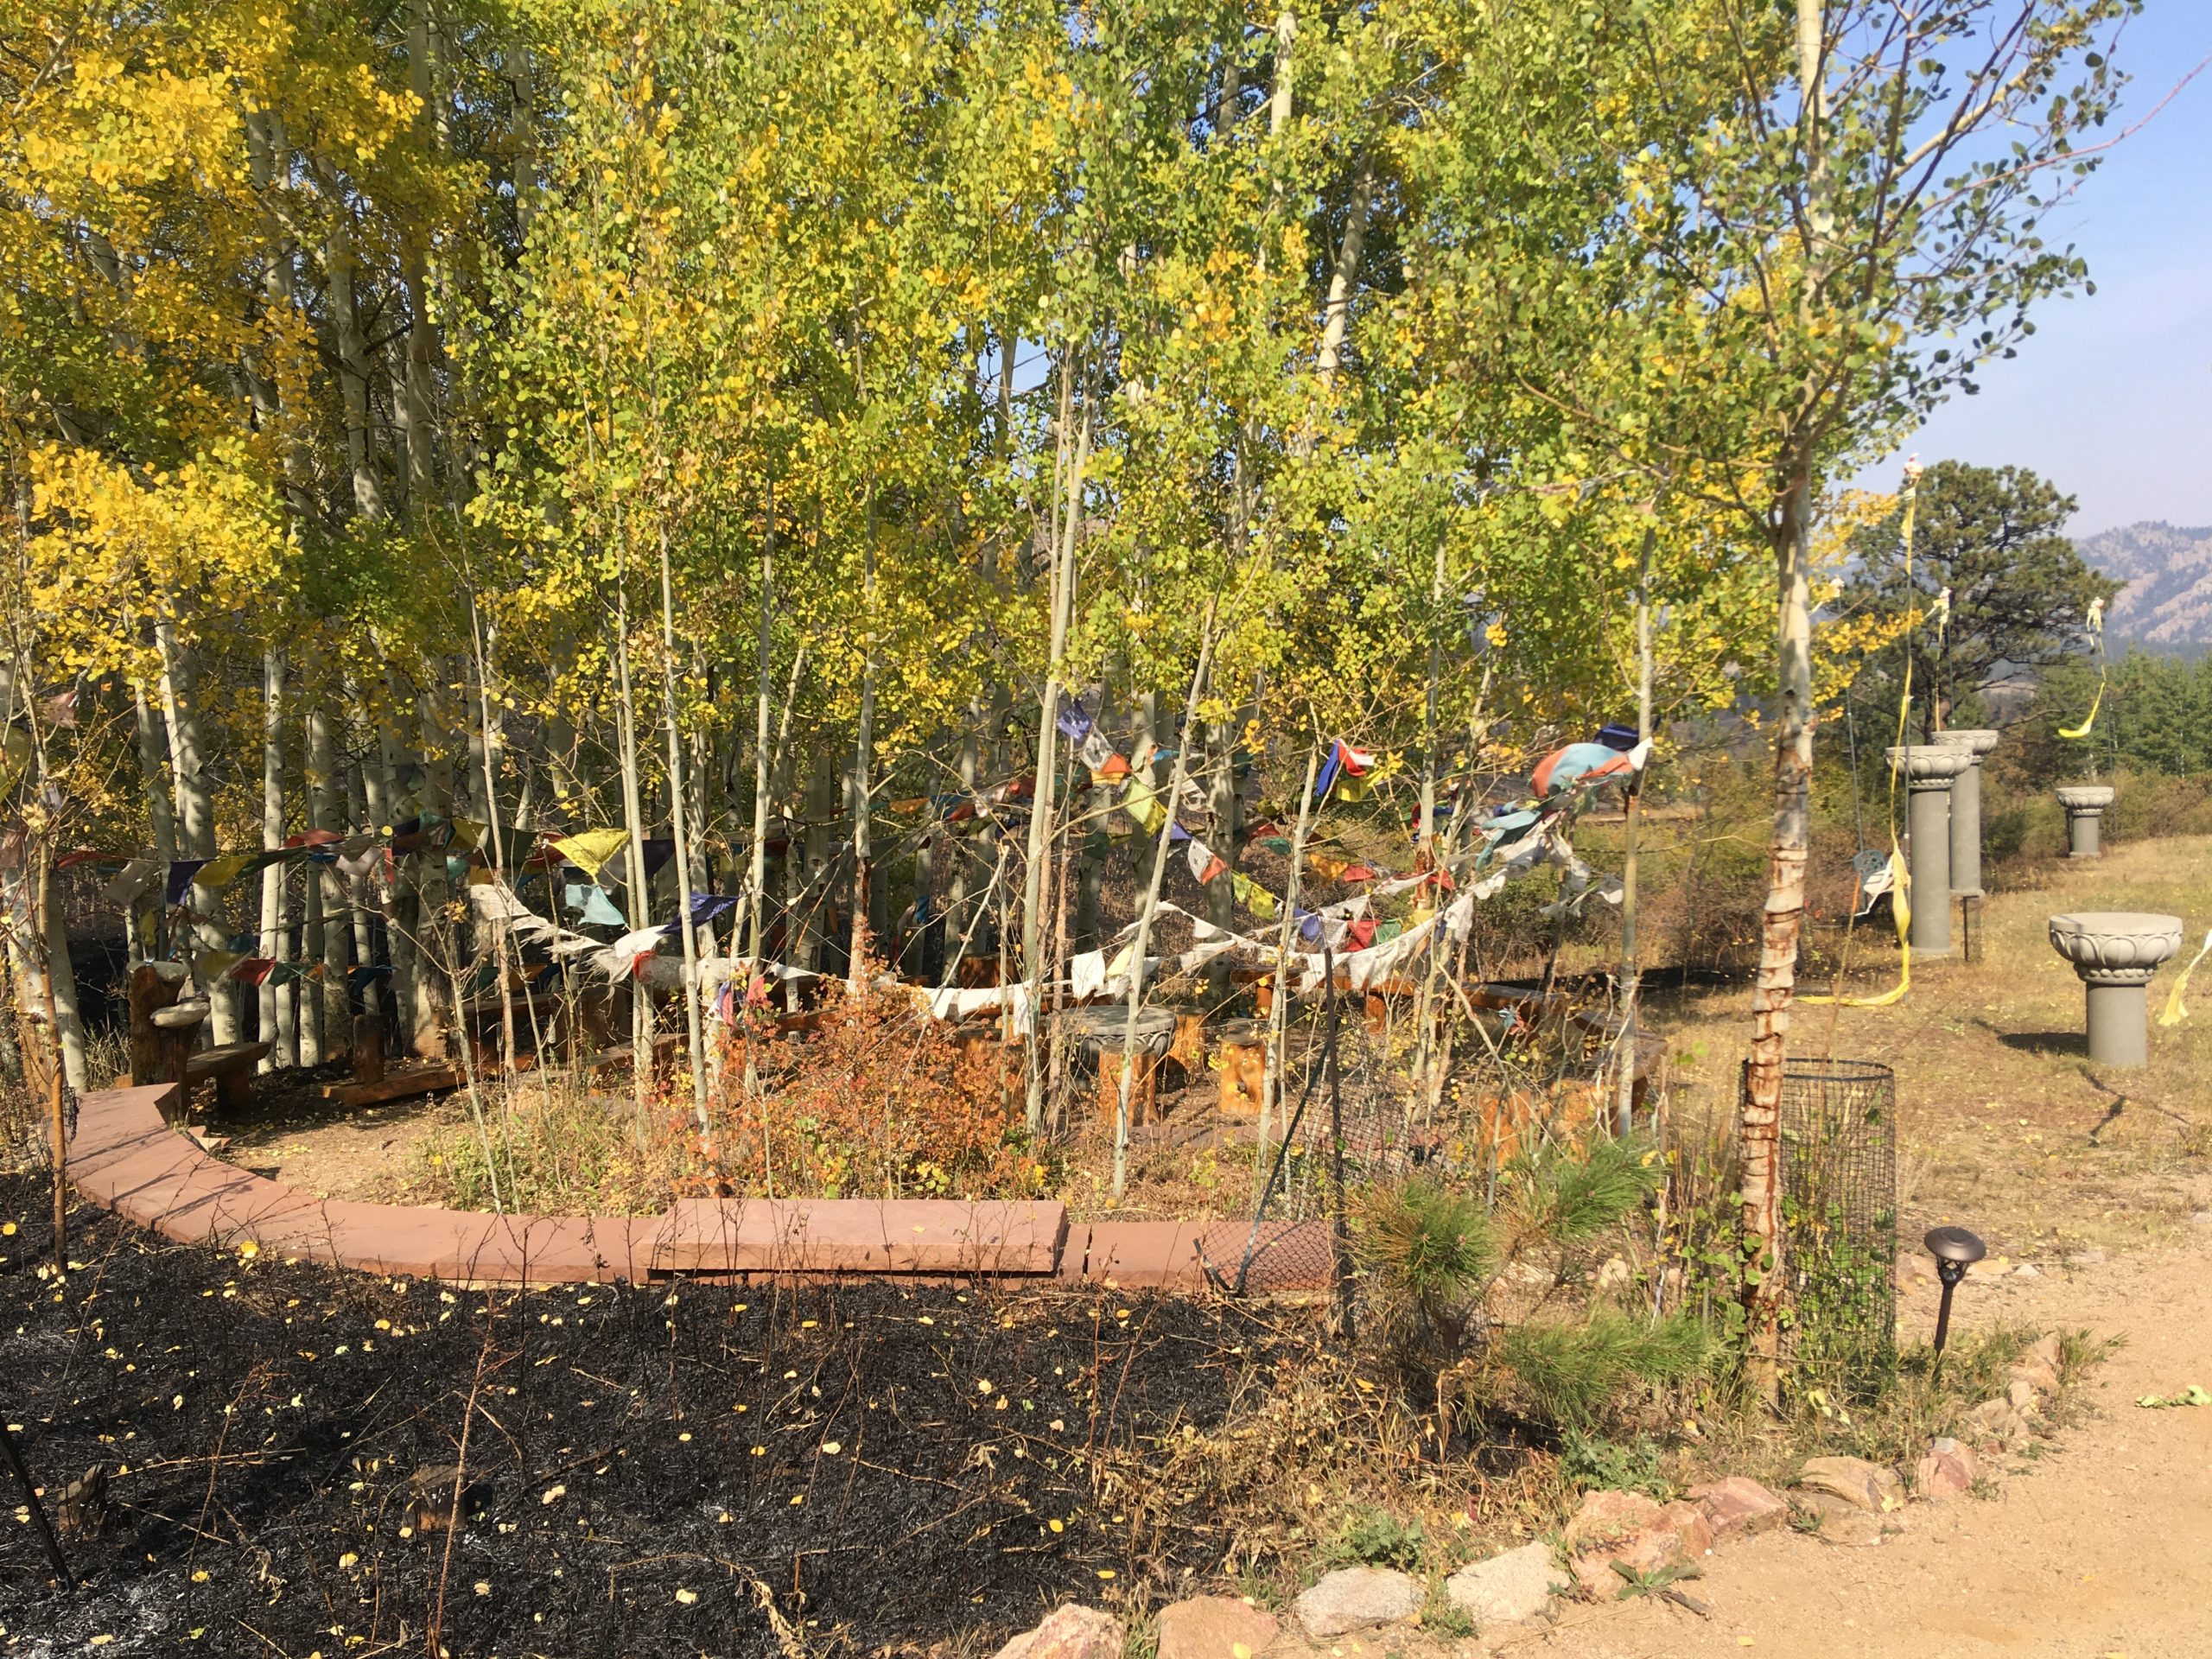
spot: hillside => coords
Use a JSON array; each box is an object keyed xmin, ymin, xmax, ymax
[{"xmin": 2079, "ymin": 521, "xmax": 2212, "ymax": 648}]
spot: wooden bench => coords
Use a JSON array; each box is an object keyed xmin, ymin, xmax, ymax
[{"xmin": 186, "ymin": 1041, "xmax": 273, "ymax": 1110}]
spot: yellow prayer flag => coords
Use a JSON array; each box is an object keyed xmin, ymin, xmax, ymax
[
  {"xmin": 194, "ymin": 852, "xmax": 256, "ymax": 889},
  {"xmin": 550, "ymin": 829, "xmax": 631, "ymax": 878},
  {"xmin": 447, "ymin": 817, "xmax": 488, "ymax": 853},
  {"xmin": 1122, "ymin": 781, "xmax": 1166, "ymax": 836}
]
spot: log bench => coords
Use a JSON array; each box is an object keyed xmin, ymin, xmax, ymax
[{"xmin": 185, "ymin": 1041, "xmax": 273, "ymax": 1110}]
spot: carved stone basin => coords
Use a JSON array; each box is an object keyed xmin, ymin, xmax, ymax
[
  {"xmin": 2054, "ymin": 785, "xmax": 2116, "ymax": 810},
  {"xmin": 2048, "ymin": 912, "xmax": 2182, "ymax": 1066}
]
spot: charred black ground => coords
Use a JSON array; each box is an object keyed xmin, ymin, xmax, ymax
[{"xmin": 0, "ymin": 1177, "xmax": 1311, "ymax": 1656}]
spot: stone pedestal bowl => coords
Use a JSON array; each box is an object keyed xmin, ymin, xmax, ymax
[{"xmin": 2047, "ymin": 912, "xmax": 2183, "ymax": 1066}]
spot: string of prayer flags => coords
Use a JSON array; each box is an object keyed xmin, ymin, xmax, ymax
[{"xmin": 167, "ymin": 860, "xmax": 208, "ymax": 904}]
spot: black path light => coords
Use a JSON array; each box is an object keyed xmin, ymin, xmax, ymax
[
  {"xmin": 0, "ymin": 1414, "xmax": 73, "ymax": 1592},
  {"xmin": 1924, "ymin": 1226, "xmax": 1987, "ymax": 1357}
]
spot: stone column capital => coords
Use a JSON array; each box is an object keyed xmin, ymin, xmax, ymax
[{"xmin": 1934, "ymin": 728, "xmax": 2000, "ymax": 760}]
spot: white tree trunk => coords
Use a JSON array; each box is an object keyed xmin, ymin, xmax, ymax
[
  {"xmin": 259, "ymin": 647, "xmax": 295, "ymax": 1070},
  {"xmin": 157, "ymin": 616, "xmax": 236, "ymax": 1044}
]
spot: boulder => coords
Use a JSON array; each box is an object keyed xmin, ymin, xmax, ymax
[
  {"xmin": 1560, "ymin": 1489, "xmax": 1662, "ymax": 1552},
  {"xmin": 1155, "ymin": 1596, "xmax": 1278, "ymax": 1659},
  {"xmin": 1443, "ymin": 1542, "xmax": 1561, "ymax": 1628},
  {"xmin": 1687, "ymin": 1475, "xmax": 1789, "ymax": 1542},
  {"xmin": 1796, "ymin": 1456, "xmax": 1903, "ymax": 1514},
  {"xmin": 1293, "ymin": 1567, "xmax": 1423, "ymax": 1638},
  {"xmin": 994, "ymin": 1604, "xmax": 1122, "ymax": 1659},
  {"xmin": 1915, "ymin": 1436, "xmax": 1978, "ymax": 1502}
]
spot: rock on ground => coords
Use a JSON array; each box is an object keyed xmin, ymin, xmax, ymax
[
  {"xmin": 1444, "ymin": 1542, "xmax": 1561, "ymax": 1628},
  {"xmin": 1293, "ymin": 1567, "xmax": 1424, "ymax": 1637},
  {"xmin": 1154, "ymin": 1595, "xmax": 1278, "ymax": 1659},
  {"xmin": 1796, "ymin": 1455, "xmax": 1904, "ymax": 1513},
  {"xmin": 1964, "ymin": 1396, "xmax": 2033, "ymax": 1452},
  {"xmin": 1916, "ymin": 1435, "xmax": 1978, "ymax": 1502},
  {"xmin": 993, "ymin": 1605, "xmax": 1122, "ymax": 1659},
  {"xmin": 1688, "ymin": 1475, "xmax": 1789, "ymax": 1542},
  {"xmin": 1560, "ymin": 1489, "xmax": 1662, "ymax": 1551},
  {"xmin": 1567, "ymin": 1499, "xmax": 1712, "ymax": 1600},
  {"xmin": 2011, "ymin": 1332, "xmax": 2063, "ymax": 1399},
  {"xmin": 1806, "ymin": 1503, "xmax": 1889, "ymax": 1548}
]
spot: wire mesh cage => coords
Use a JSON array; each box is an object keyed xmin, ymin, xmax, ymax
[
  {"xmin": 1766, "ymin": 1058, "xmax": 1899, "ymax": 1391},
  {"xmin": 1201, "ymin": 990, "xmax": 1421, "ymax": 1303}
]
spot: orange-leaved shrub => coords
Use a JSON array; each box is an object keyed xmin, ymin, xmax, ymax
[{"xmin": 708, "ymin": 982, "xmax": 1048, "ymax": 1200}]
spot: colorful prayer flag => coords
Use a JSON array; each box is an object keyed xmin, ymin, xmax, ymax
[{"xmin": 551, "ymin": 829, "xmax": 630, "ymax": 879}]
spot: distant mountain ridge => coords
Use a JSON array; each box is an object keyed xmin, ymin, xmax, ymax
[{"xmin": 2077, "ymin": 521, "xmax": 2212, "ymax": 649}]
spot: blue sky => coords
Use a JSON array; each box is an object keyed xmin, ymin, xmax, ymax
[{"xmin": 1876, "ymin": 3, "xmax": 2212, "ymax": 537}]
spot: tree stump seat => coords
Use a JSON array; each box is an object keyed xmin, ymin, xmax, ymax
[{"xmin": 186, "ymin": 1041, "xmax": 273, "ymax": 1109}]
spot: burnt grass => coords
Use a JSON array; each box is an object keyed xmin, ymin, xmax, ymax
[{"xmin": 0, "ymin": 1177, "xmax": 1312, "ymax": 1656}]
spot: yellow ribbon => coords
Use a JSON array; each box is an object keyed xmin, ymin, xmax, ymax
[
  {"xmin": 2061, "ymin": 598, "xmax": 2107, "ymax": 739},
  {"xmin": 2058, "ymin": 678, "xmax": 2104, "ymax": 741},
  {"xmin": 2158, "ymin": 929, "xmax": 2212, "ymax": 1027},
  {"xmin": 1807, "ymin": 462, "xmax": 1921, "ymax": 1008}
]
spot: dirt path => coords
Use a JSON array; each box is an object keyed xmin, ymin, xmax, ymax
[{"xmin": 1518, "ymin": 1231, "xmax": 2212, "ymax": 1658}]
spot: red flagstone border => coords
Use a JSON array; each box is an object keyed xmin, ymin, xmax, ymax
[{"xmin": 64, "ymin": 1084, "xmax": 1332, "ymax": 1291}]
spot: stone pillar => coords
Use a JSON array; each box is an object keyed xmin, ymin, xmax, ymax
[
  {"xmin": 1934, "ymin": 728, "xmax": 1999, "ymax": 896},
  {"xmin": 1888, "ymin": 745, "xmax": 1973, "ymax": 958},
  {"xmin": 2056, "ymin": 784, "xmax": 2114, "ymax": 858},
  {"xmin": 2048, "ymin": 912, "xmax": 2182, "ymax": 1067}
]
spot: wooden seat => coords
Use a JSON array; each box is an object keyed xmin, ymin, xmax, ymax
[{"xmin": 186, "ymin": 1041, "xmax": 272, "ymax": 1110}]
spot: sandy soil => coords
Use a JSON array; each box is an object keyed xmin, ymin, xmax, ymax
[
  {"xmin": 1541, "ymin": 1234, "xmax": 2212, "ymax": 1658},
  {"xmin": 1296, "ymin": 1231, "xmax": 2212, "ymax": 1659}
]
